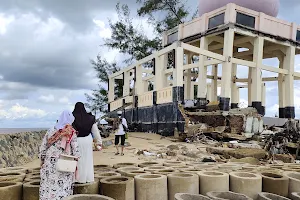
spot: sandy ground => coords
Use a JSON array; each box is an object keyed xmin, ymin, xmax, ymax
[{"xmin": 22, "ymin": 132, "xmax": 207, "ymax": 168}]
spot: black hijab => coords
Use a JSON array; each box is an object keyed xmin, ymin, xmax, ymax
[{"xmin": 72, "ymin": 102, "xmax": 95, "ymax": 137}]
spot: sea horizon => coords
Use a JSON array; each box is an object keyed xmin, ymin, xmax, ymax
[{"xmin": 0, "ymin": 128, "xmax": 48, "ymax": 134}]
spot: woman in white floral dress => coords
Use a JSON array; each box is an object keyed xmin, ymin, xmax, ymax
[{"xmin": 39, "ymin": 110, "xmax": 80, "ymax": 200}]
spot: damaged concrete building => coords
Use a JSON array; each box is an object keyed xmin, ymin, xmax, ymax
[{"xmin": 107, "ymin": 0, "xmax": 300, "ymax": 136}]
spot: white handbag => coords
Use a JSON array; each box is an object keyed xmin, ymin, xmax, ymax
[{"xmin": 56, "ymin": 154, "xmax": 78, "ymax": 173}]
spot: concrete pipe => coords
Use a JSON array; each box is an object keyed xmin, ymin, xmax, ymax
[
  {"xmin": 117, "ymin": 167, "xmax": 143, "ymax": 176},
  {"xmin": 95, "ymin": 164, "xmax": 113, "ymax": 168},
  {"xmin": 100, "ymin": 176, "xmax": 134, "ymax": 200},
  {"xmin": 194, "ymin": 165, "xmax": 218, "ymax": 171},
  {"xmin": 206, "ymin": 191, "xmax": 253, "ymax": 200},
  {"xmin": 113, "ymin": 163, "xmax": 137, "ymax": 169},
  {"xmin": 189, "ymin": 162, "xmax": 216, "ymax": 166},
  {"xmin": 257, "ymin": 192, "xmax": 290, "ymax": 200},
  {"xmin": 242, "ymin": 165, "xmax": 261, "ymax": 170},
  {"xmin": 172, "ymin": 166, "xmax": 195, "ymax": 171},
  {"xmin": 218, "ymin": 164, "xmax": 242, "ymax": 171},
  {"xmin": 269, "ymin": 164, "xmax": 284, "ymax": 170},
  {"xmin": 24, "ymin": 175, "xmax": 40, "ymax": 183},
  {"xmin": 27, "ymin": 167, "xmax": 40, "ymax": 174},
  {"xmin": 143, "ymin": 166, "xmax": 172, "ymax": 172},
  {"xmin": 168, "ymin": 173, "xmax": 199, "ymax": 200},
  {"xmin": 283, "ymin": 171, "xmax": 300, "ymax": 198},
  {"xmin": 138, "ymin": 162, "xmax": 162, "ymax": 168},
  {"xmin": 135, "ymin": 174, "xmax": 167, "ymax": 200},
  {"xmin": 95, "ymin": 172, "xmax": 121, "ymax": 181},
  {"xmin": 260, "ymin": 172, "xmax": 289, "ymax": 197},
  {"xmin": 174, "ymin": 193, "xmax": 211, "ymax": 200},
  {"xmin": 74, "ymin": 181, "xmax": 99, "ymax": 195},
  {"xmin": 198, "ymin": 171, "xmax": 229, "ymax": 195},
  {"xmin": 282, "ymin": 168, "xmax": 300, "ymax": 173},
  {"xmin": 179, "ymin": 169, "xmax": 203, "ymax": 174},
  {"xmin": 23, "ymin": 181, "xmax": 40, "ymax": 200},
  {"xmin": 124, "ymin": 170, "xmax": 150, "ymax": 178},
  {"xmin": 229, "ymin": 172, "xmax": 262, "ymax": 200},
  {"xmin": 0, "ymin": 182, "xmax": 22, "ymax": 200},
  {"xmin": 26, "ymin": 172, "xmax": 40, "ymax": 177},
  {"xmin": 0, "ymin": 172, "xmax": 26, "ymax": 182},
  {"xmin": 291, "ymin": 192, "xmax": 300, "ymax": 200},
  {"xmin": 152, "ymin": 169, "xmax": 179, "ymax": 175},
  {"xmin": 163, "ymin": 161, "xmax": 185, "ymax": 167},
  {"xmin": 64, "ymin": 194, "xmax": 115, "ymax": 200},
  {"xmin": 1, "ymin": 167, "xmax": 28, "ymax": 174}
]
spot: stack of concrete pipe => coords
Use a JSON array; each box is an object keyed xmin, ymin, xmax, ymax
[
  {"xmin": 283, "ymin": 171, "xmax": 300, "ymax": 198},
  {"xmin": 100, "ymin": 176, "xmax": 134, "ymax": 200}
]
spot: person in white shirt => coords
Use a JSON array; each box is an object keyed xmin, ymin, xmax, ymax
[{"xmin": 115, "ymin": 111, "xmax": 128, "ymax": 156}]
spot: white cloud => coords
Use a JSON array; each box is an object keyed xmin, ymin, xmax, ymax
[
  {"xmin": 93, "ymin": 19, "xmax": 112, "ymax": 38},
  {"xmin": 38, "ymin": 94, "xmax": 55, "ymax": 103},
  {"xmin": 0, "ymin": 14, "xmax": 14, "ymax": 35},
  {"xmin": 58, "ymin": 96, "xmax": 70, "ymax": 104},
  {"xmin": 0, "ymin": 103, "xmax": 47, "ymax": 120}
]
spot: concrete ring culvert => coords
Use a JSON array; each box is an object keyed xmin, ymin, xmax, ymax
[
  {"xmin": 198, "ymin": 171, "xmax": 229, "ymax": 195},
  {"xmin": 23, "ymin": 181, "xmax": 40, "ymax": 200},
  {"xmin": 242, "ymin": 165, "xmax": 261, "ymax": 170},
  {"xmin": 116, "ymin": 167, "xmax": 143, "ymax": 175},
  {"xmin": 74, "ymin": 181, "xmax": 99, "ymax": 195},
  {"xmin": 24, "ymin": 175, "xmax": 40, "ymax": 183},
  {"xmin": 206, "ymin": 191, "xmax": 253, "ymax": 200},
  {"xmin": 135, "ymin": 174, "xmax": 167, "ymax": 200},
  {"xmin": 152, "ymin": 169, "xmax": 179, "ymax": 175},
  {"xmin": 143, "ymin": 166, "xmax": 172, "ymax": 172},
  {"xmin": 269, "ymin": 164, "xmax": 284, "ymax": 169},
  {"xmin": 94, "ymin": 172, "xmax": 121, "ymax": 181},
  {"xmin": 95, "ymin": 168, "xmax": 116, "ymax": 173},
  {"xmin": 179, "ymin": 169, "xmax": 203, "ymax": 174},
  {"xmin": 27, "ymin": 167, "xmax": 40, "ymax": 174},
  {"xmin": 113, "ymin": 163, "xmax": 137, "ymax": 169},
  {"xmin": 229, "ymin": 172, "xmax": 262, "ymax": 200},
  {"xmin": 163, "ymin": 161, "xmax": 186, "ymax": 167},
  {"xmin": 174, "ymin": 193, "xmax": 211, "ymax": 200},
  {"xmin": 1, "ymin": 167, "xmax": 28, "ymax": 174},
  {"xmin": 194, "ymin": 165, "xmax": 218, "ymax": 170},
  {"xmin": 168, "ymin": 173, "xmax": 199, "ymax": 200},
  {"xmin": 257, "ymin": 192, "xmax": 290, "ymax": 200},
  {"xmin": 172, "ymin": 166, "xmax": 195, "ymax": 170},
  {"xmin": 100, "ymin": 176, "xmax": 134, "ymax": 200},
  {"xmin": 124, "ymin": 170, "xmax": 150, "ymax": 178},
  {"xmin": 138, "ymin": 162, "xmax": 162, "ymax": 168},
  {"xmin": 26, "ymin": 172, "xmax": 40, "ymax": 177},
  {"xmin": 0, "ymin": 172, "xmax": 26, "ymax": 182},
  {"xmin": 291, "ymin": 192, "xmax": 300, "ymax": 200},
  {"xmin": 64, "ymin": 194, "xmax": 115, "ymax": 200},
  {"xmin": 283, "ymin": 171, "xmax": 300, "ymax": 198},
  {"xmin": 94, "ymin": 164, "xmax": 112, "ymax": 168},
  {"xmin": 260, "ymin": 172, "xmax": 289, "ymax": 197},
  {"xmin": 218, "ymin": 164, "xmax": 242, "ymax": 171},
  {"xmin": 0, "ymin": 182, "xmax": 23, "ymax": 200}
]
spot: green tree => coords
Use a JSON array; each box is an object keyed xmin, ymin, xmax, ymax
[{"xmin": 86, "ymin": 0, "xmax": 197, "ymax": 114}]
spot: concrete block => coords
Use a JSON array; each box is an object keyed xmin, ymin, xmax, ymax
[
  {"xmin": 260, "ymin": 172, "xmax": 289, "ymax": 197},
  {"xmin": 138, "ymin": 162, "xmax": 162, "ymax": 168},
  {"xmin": 229, "ymin": 172, "xmax": 262, "ymax": 200},
  {"xmin": 100, "ymin": 176, "xmax": 134, "ymax": 200},
  {"xmin": 124, "ymin": 170, "xmax": 150, "ymax": 177},
  {"xmin": 143, "ymin": 166, "xmax": 172, "ymax": 172},
  {"xmin": 257, "ymin": 192, "xmax": 290, "ymax": 200},
  {"xmin": 74, "ymin": 181, "xmax": 99, "ymax": 195},
  {"xmin": 283, "ymin": 171, "xmax": 300, "ymax": 198},
  {"xmin": 117, "ymin": 167, "xmax": 143, "ymax": 176},
  {"xmin": 95, "ymin": 172, "xmax": 121, "ymax": 181},
  {"xmin": 163, "ymin": 161, "xmax": 186, "ymax": 167},
  {"xmin": 135, "ymin": 174, "xmax": 167, "ymax": 200},
  {"xmin": 113, "ymin": 163, "xmax": 138, "ymax": 169},
  {"xmin": 24, "ymin": 175, "xmax": 40, "ymax": 182},
  {"xmin": 0, "ymin": 172, "xmax": 26, "ymax": 183},
  {"xmin": 0, "ymin": 167, "xmax": 28, "ymax": 174},
  {"xmin": 0, "ymin": 182, "xmax": 22, "ymax": 200},
  {"xmin": 207, "ymin": 191, "xmax": 252, "ymax": 200},
  {"xmin": 174, "ymin": 193, "xmax": 211, "ymax": 200},
  {"xmin": 167, "ymin": 173, "xmax": 199, "ymax": 200},
  {"xmin": 291, "ymin": 192, "xmax": 300, "ymax": 200},
  {"xmin": 23, "ymin": 181, "xmax": 40, "ymax": 200},
  {"xmin": 152, "ymin": 169, "xmax": 179, "ymax": 175},
  {"xmin": 198, "ymin": 171, "xmax": 229, "ymax": 195},
  {"xmin": 64, "ymin": 194, "xmax": 115, "ymax": 200}
]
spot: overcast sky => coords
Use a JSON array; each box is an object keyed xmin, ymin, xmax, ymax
[{"xmin": 0, "ymin": 0, "xmax": 300, "ymax": 128}]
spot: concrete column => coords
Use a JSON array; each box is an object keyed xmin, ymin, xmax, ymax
[
  {"xmin": 144, "ymin": 81, "xmax": 148, "ymax": 92},
  {"xmin": 108, "ymin": 78, "xmax": 115, "ymax": 102},
  {"xmin": 184, "ymin": 54, "xmax": 192, "ymax": 100},
  {"xmin": 261, "ymin": 83, "xmax": 266, "ymax": 116},
  {"xmin": 197, "ymin": 36, "xmax": 208, "ymax": 107},
  {"xmin": 231, "ymin": 64, "xmax": 238, "ymax": 109},
  {"xmin": 251, "ymin": 36, "xmax": 264, "ymax": 115},
  {"xmin": 155, "ymin": 54, "xmax": 167, "ymax": 90},
  {"xmin": 248, "ymin": 68, "xmax": 252, "ymax": 107},
  {"xmin": 220, "ymin": 29, "xmax": 234, "ymax": 111},
  {"xmin": 283, "ymin": 46, "xmax": 296, "ymax": 119},
  {"xmin": 173, "ymin": 47, "xmax": 184, "ymax": 87},
  {"xmin": 123, "ymin": 71, "xmax": 130, "ymax": 97},
  {"xmin": 278, "ymin": 57, "xmax": 286, "ymax": 118},
  {"xmin": 135, "ymin": 65, "xmax": 143, "ymax": 95},
  {"xmin": 211, "ymin": 65, "xmax": 218, "ymax": 101},
  {"xmin": 207, "ymin": 84, "xmax": 212, "ymax": 102}
]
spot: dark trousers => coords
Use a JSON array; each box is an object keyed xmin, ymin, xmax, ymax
[{"xmin": 115, "ymin": 135, "xmax": 125, "ymax": 146}]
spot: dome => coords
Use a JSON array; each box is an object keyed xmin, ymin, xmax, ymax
[{"xmin": 198, "ymin": 0, "xmax": 280, "ymax": 17}]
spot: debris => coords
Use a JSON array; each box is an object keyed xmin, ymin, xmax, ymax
[
  {"xmin": 273, "ymin": 154, "xmax": 294, "ymax": 163},
  {"xmin": 167, "ymin": 145, "xmax": 179, "ymax": 150},
  {"xmin": 230, "ymin": 157, "xmax": 260, "ymax": 165},
  {"xmin": 166, "ymin": 151, "xmax": 177, "ymax": 156},
  {"xmin": 202, "ymin": 157, "xmax": 216, "ymax": 162}
]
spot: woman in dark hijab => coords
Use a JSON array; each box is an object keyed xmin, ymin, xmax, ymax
[{"xmin": 72, "ymin": 102, "xmax": 102, "ymax": 183}]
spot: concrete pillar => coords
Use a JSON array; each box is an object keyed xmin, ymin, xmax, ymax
[
  {"xmin": 283, "ymin": 46, "xmax": 295, "ymax": 119},
  {"xmin": 251, "ymin": 36, "xmax": 264, "ymax": 115},
  {"xmin": 155, "ymin": 54, "xmax": 167, "ymax": 91},
  {"xmin": 278, "ymin": 58, "xmax": 286, "ymax": 118},
  {"xmin": 123, "ymin": 71, "xmax": 130, "ymax": 97},
  {"xmin": 184, "ymin": 54, "xmax": 192, "ymax": 100},
  {"xmin": 211, "ymin": 65, "xmax": 218, "ymax": 101},
  {"xmin": 197, "ymin": 36, "xmax": 208, "ymax": 107},
  {"xmin": 173, "ymin": 47, "xmax": 184, "ymax": 87},
  {"xmin": 261, "ymin": 83, "xmax": 266, "ymax": 116},
  {"xmin": 135, "ymin": 65, "xmax": 143, "ymax": 95},
  {"xmin": 248, "ymin": 68, "xmax": 252, "ymax": 107},
  {"xmin": 108, "ymin": 78, "xmax": 115, "ymax": 102},
  {"xmin": 144, "ymin": 81, "xmax": 148, "ymax": 92},
  {"xmin": 231, "ymin": 64, "xmax": 238, "ymax": 109},
  {"xmin": 207, "ymin": 84, "xmax": 212, "ymax": 102},
  {"xmin": 220, "ymin": 29, "xmax": 234, "ymax": 111}
]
